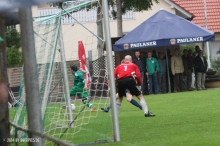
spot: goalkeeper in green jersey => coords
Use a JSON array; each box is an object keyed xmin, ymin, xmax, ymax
[{"xmin": 70, "ymin": 64, "xmax": 96, "ymax": 112}]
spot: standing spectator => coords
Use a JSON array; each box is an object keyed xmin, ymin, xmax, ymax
[
  {"xmin": 193, "ymin": 45, "xmax": 200, "ymax": 89},
  {"xmin": 151, "ymin": 50, "xmax": 158, "ymax": 93},
  {"xmin": 171, "ymin": 48, "xmax": 184, "ymax": 92},
  {"xmin": 166, "ymin": 49, "xmax": 174, "ymax": 92},
  {"xmin": 145, "ymin": 51, "xmax": 160, "ymax": 94},
  {"xmin": 182, "ymin": 49, "xmax": 193, "ymax": 91},
  {"xmin": 152, "ymin": 50, "xmax": 158, "ymax": 59},
  {"xmin": 193, "ymin": 45, "xmax": 200, "ymax": 58},
  {"xmin": 144, "ymin": 53, "xmax": 151, "ymax": 95},
  {"xmin": 194, "ymin": 49, "xmax": 208, "ymax": 90},
  {"xmin": 157, "ymin": 52, "xmax": 167, "ymax": 93},
  {"xmin": 188, "ymin": 50, "xmax": 195, "ymax": 89},
  {"xmin": 133, "ymin": 51, "xmax": 145, "ymax": 94}
]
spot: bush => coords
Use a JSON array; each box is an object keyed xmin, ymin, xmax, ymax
[
  {"xmin": 6, "ymin": 46, "xmax": 22, "ymax": 67},
  {"xmin": 179, "ymin": 44, "xmax": 195, "ymax": 55},
  {"xmin": 6, "ymin": 29, "xmax": 21, "ymax": 49},
  {"xmin": 212, "ymin": 48, "xmax": 220, "ymax": 76},
  {"xmin": 6, "ymin": 29, "xmax": 22, "ymax": 67}
]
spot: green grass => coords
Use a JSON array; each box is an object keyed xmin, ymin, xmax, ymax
[
  {"xmin": 99, "ymin": 88, "xmax": 220, "ymax": 146},
  {"xmin": 10, "ymin": 99, "xmax": 113, "ymax": 146},
  {"xmin": 10, "ymin": 88, "xmax": 220, "ymax": 146}
]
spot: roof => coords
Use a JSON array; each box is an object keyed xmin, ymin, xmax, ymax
[
  {"xmin": 171, "ymin": 0, "xmax": 220, "ymax": 33},
  {"xmin": 164, "ymin": 0, "xmax": 194, "ymax": 18}
]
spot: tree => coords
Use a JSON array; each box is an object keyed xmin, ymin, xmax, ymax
[
  {"xmin": 217, "ymin": 47, "xmax": 220, "ymax": 54},
  {"xmin": 6, "ymin": 46, "xmax": 22, "ymax": 67},
  {"xmin": 212, "ymin": 58, "xmax": 220, "ymax": 76},
  {"xmin": 179, "ymin": 44, "xmax": 195, "ymax": 55},
  {"xmin": 5, "ymin": 28, "xmax": 22, "ymax": 67},
  {"xmin": 6, "ymin": 29, "xmax": 21, "ymax": 49},
  {"xmin": 116, "ymin": 0, "xmax": 123, "ymax": 37},
  {"xmin": 51, "ymin": 0, "xmax": 159, "ymax": 57},
  {"xmin": 212, "ymin": 48, "xmax": 220, "ymax": 76},
  {"xmin": 110, "ymin": 0, "xmax": 159, "ymax": 37}
]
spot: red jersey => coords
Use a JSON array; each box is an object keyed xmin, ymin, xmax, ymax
[{"xmin": 114, "ymin": 62, "xmax": 142, "ymax": 85}]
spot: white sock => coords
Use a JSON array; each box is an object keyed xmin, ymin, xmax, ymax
[
  {"xmin": 116, "ymin": 102, "xmax": 121, "ymax": 114},
  {"xmin": 140, "ymin": 98, "xmax": 148, "ymax": 114}
]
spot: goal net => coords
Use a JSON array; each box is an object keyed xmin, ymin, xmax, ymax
[{"xmin": 11, "ymin": 0, "xmax": 116, "ymax": 145}]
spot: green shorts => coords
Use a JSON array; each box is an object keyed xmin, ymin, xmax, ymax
[{"xmin": 70, "ymin": 86, "xmax": 88, "ymax": 98}]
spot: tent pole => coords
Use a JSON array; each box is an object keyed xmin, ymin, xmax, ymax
[{"xmin": 166, "ymin": 49, "xmax": 171, "ymax": 93}]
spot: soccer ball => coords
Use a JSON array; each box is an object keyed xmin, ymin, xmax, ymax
[{"xmin": 71, "ymin": 104, "xmax": 76, "ymax": 111}]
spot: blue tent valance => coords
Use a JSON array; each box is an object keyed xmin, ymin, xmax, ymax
[{"xmin": 113, "ymin": 9, "xmax": 215, "ymax": 52}]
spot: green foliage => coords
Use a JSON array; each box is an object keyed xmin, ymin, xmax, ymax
[
  {"xmin": 212, "ymin": 59, "xmax": 220, "ymax": 75},
  {"xmin": 6, "ymin": 29, "xmax": 21, "ymax": 48},
  {"xmin": 50, "ymin": 2, "xmax": 63, "ymax": 8},
  {"xmin": 217, "ymin": 47, "xmax": 220, "ymax": 54},
  {"xmin": 5, "ymin": 29, "xmax": 22, "ymax": 67},
  {"xmin": 212, "ymin": 48, "xmax": 220, "ymax": 76},
  {"xmin": 6, "ymin": 46, "xmax": 22, "ymax": 67},
  {"xmin": 179, "ymin": 44, "xmax": 195, "ymax": 55},
  {"xmin": 123, "ymin": 0, "xmax": 159, "ymax": 12},
  {"xmin": 51, "ymin": 0, "xmax": 159, "ymax": 20},
  {"xmin": 109, "ymin": 0, "xmax": 159, "ymax": 19}
]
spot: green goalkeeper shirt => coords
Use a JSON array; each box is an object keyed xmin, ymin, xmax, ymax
[{"xmin": 73, "ymin": 70, "xmax": 85, "ymax": 87}]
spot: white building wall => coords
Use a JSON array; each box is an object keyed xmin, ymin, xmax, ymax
[
  {"xmin": 13, "ymin": 1, "xmax": 220, "ymax": 65},
  {"xmin": 210, "ymin": 41, "xmax": 220, "ymax": 59},
  {"xmin": 203, "ymin": 41, "xmax": 220, "ymax": 60},
  {"xmin": 37, "ymin": 0, "xmax": 176, "ymax": 61},
  {"xmin": 25, "ymin": 0, "xmax": 220, "ymax": 62}
]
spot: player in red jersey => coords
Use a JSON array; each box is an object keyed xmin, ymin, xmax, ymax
[
  {"xmin": 114, "ymin": 55, "xmax": 155, "ymax": 117},
  {"xmin": 101, "ymin": 59, "xmax": 142, "ymax": 112}
]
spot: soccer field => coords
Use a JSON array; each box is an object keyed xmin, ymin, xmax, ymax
[
  {"xmin": 99, "ymin": 88, "xmax": 220, "ymax": 146},
  {"xmin": 10, "ymin": 88, "xmax": 220, "ymax": 146}
]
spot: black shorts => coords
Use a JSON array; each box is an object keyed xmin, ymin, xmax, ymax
[{"xmin": 117, "ymin": 77, "xmax": 141, "ymax": 97}]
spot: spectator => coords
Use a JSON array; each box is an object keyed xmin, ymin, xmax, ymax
[
  {"xmin": 145, "ymin": 51, "xmax": 160, "ymax": 94},
  {"xmin": 171, "ymin": 48, "xmax": 184, "ymax": 92},
  {"xmin": 193, "ymin": 45, "xmax": 201, "ymax": 90},
  {"xmin": 194, "ymin": 49, "xmax": 208, "ymax": 90},
  {"xmin": 133, "ymin": 51, "xmax": 146, "ymax": 94},
  {"xmin": 144, "ymin": 53, "xmax": 150, "ymax": 95},
  {"xmin": 157, "ymin": 52, "xmax": 167, "ymax": 93},
  {"xmin": 152, "ymin": 50, "xmax": 158, "ymax": 59},
  {"xmin": 193, "ymin": 45, "xmax": 200, "ymax": 58},
  {"xmin": 166, "ymin": 49, "xmax": 174, "ymax": 92},
  {"xmin": 140, "ymin": 52, "xmax": 147, "ymax": 59},
  {"xmin": 188, "ymin": 50, "xmax": 195, "ymax": 89},
  {"xmin": 182, "ymin": 49, "xmax": 194, "ymax": 91},
  {"xmin": 151, "ymin": 50, "xmax": 158, "ymax": 93}
]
